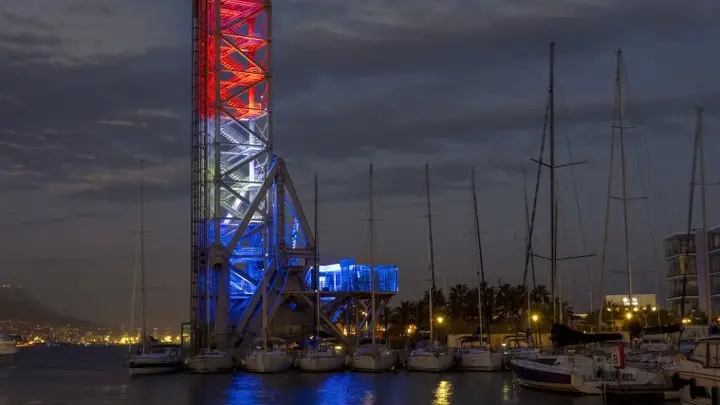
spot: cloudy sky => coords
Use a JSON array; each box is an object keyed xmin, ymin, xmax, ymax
[{"xmin": 0, "ymin": 0, "xmax": 718, "ymax": 328}]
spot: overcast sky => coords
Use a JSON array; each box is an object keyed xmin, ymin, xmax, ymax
[{"xmin": 0, "ymin": 0, "xmax": 718, "ymax": 328}]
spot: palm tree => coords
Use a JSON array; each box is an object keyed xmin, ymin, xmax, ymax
[
  {"xmin": 391, "ymin": 300, "xmax": 417, "ymax": 335},
  {"xmin": 449, "ymin": 284, "xmax": 470, "ymax": 319}
]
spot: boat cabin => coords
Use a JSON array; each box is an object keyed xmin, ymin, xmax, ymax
[{"xmin": 688, "ymin": 336, "xmax": 720, "ymax": 367}]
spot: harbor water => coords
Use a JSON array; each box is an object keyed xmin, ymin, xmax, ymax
[{"xmin": 0, "ymin": 346, "xmax": 644, "ymax": 404}]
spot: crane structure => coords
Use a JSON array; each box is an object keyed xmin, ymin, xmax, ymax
[{"xmin": 190, "ymin": 0, "xmax": 398, "ymax": 354}]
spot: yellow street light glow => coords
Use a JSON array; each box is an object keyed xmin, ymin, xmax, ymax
[
  {"xmin": 531, "ymin": 314, "xmax": 539, "ymax": 322},
  {"xmin": 436, "ymin": 316, "xmax": 444, "ymax": 324},
  {"xmin": 625, "ymin": 312, "xmax": 632, "ymax": 319},
  {"xmin": 652, "ymin": 307, "xmax": 657, "ymax": 311}
]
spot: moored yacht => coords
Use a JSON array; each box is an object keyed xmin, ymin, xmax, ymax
[
  {"xmin": 456, "ymin": 336, "xmax": 503, "ymax": 371},
  {"xmin": 0, "ymin": 333, "xmax": 17, "ymax": 356},
  {"xmin": 351, "ymin": 338, "xmax": 396, "ymax": 372},
  {"xmin": 674, "ymin": 336, "xmax": 720, "ymax": 404},
  {"xmin": 405, "ymin": 165, "xmax": 453, "ymax": 373},
  {"xmin": 510, "ymin": 324, "xmax": 666, "ymax": 394},
  {"xmin": 128, "ymin": 343, "xmax": 183, "ymax": 376},
  {"xmin": 351, "ymin": 166, "xmax": 397, "ymax": 373},
  {"xmin": 243, "ymin": 338, "xmax": 292, "ymax": 373},
  {"xmin": 297, "ymin": 177, "xmax": 347, "ymax": 374},
  {"xmin": 297, "ymin": 338, "xmax": 346, "ymax": 372},
  {"xmin": 406, "ymin": 339, "xmax": 454, "ymax": 372},
  {"xmin": 187, "ymin": 348, "xmax": 234, "ymax": 373}
]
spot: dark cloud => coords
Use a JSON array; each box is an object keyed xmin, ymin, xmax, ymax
[
  {"xmin": 65, "ymin": 0, "xmax": 114, "ymax": 15},
  {"xmin": 0, "ymin": 12, "xmax": 55, "ymax": 31}
]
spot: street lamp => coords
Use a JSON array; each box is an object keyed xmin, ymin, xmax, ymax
[
  {"xmin": 531, "ymin": 314, "xmax": 539, "ymax": 322},
  {"xmin": 625, "ymin": 312, "xmax": 632, "ymax": 320},
  {"xmin": 436, "ymin": 316, "xmax": 444, "ymax": 324}
]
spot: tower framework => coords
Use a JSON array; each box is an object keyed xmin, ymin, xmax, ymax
[{"xmin": 190, "ymin": 0, "xmax": 398, "ymax": 353}]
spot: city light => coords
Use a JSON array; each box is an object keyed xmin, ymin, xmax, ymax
[
  {"xmin": 682, "ymin": 318, "xmax": 691, "ymax": 324},
  {"xmin": 625, "ymin": 312, "xmax": 632, "ymax": 319},
  {"xmin": 652, "ymin": 306, "xmax": 657, "ymax": 311},
  {"xmin": 531, "ymin": 314, "xmax": 539, "ymax": 322},
  {"xmin": 436, "ymin": 316, "xmax": 444, "ymax": 324}
]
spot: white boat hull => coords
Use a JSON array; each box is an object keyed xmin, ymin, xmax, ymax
[
  {"xmin": 511, "ymin": 358, "xmax": 665, "ymax": 395},
  {"xmin": 297, "ymin": 354, "xmax": 346, "ymax": 372},
  {"xmin": 458, "ymin": 350, "xmax": 504, "ymax": 371},
  {"xmin": 352, "ymin": 353, "xmax": 396, "ymax": 372},
  {"xmin": 187, "ymin": 352, "xmax": 234, "ymax": 374},
  {"xmin": 243, "ymin": 352, "xmax": 291, "ymax": 373},
  {"xmin": 406, "ymin": 353, "xmax": 454, "ymax": 372},
  {"xmin": 0, "ymin": 344, "xmax": 18, "ymax": 356}
]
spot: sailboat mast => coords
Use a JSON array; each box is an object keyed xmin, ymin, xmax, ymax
[
  {"xmin": 139, "ymin": 159, "xmax": 148, "ymax": 353},
  {"xmin": 615, "ymin": 49, "xmax": 634, "ymax": 305},
  {"xmin": 548, "ymin": 42, "xmax": 558, "ymax": 324},
  {"xmin": 425, "ymin": 163, "xmax": 436, "ymax": 341},
  {"xmin": 314, "ymin": 174, "xmax": 320, "ymax": 346},
  {"xmin": 696, "ymin": 106, "xmax": 711, "ymax": 323},
  {"xmin": 471, "ymin": 167, "xmax": 487, "ymax": 339},
  {"xmin": 369, "ymin": 165, "xmax": 377, "ymax": 346},
  {"xmin": 523, "ymin": 170, "xmax": 532, "ymax": 332}
]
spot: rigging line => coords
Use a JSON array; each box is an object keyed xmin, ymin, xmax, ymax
[
  {"xmin": 128, "ymin": 231, "xmax": 140, "ymax": 353},
  {"xmin": 622, "ymin": 53, "xmax": 671, "ymax": 319},
  {"xmin": 523, "ymin": 170, "xmax": 538, "ymax": 295},
  {"xmin": 522, "ymin": 92, "xmax": 550, "ymax": 294},
  {"xmin": 632, "ymin": 125, "xmax": 665, "ymax": 322},
  {"xmin": 678, "ymin": 110, "xmax": 701, "ymax": 349},
  {"xmin": 564, "ymin": 134, "xmax": 594, "ymax": 316},
  {"xmin": 596, "ymin": 77, "xmax": 619, "ymax": 330}
]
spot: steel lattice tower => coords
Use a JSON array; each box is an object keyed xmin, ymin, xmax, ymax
[{"xmin": 190, "ymin": 0, "xmax": 398, "ymax": 355}]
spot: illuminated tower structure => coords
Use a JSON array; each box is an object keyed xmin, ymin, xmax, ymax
[{"xmin": 190, "ymin": 0, "xmax": 398, "ymax": 353}]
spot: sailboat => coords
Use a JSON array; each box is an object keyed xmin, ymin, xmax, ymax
[
  {"xmin": 242, "ymin": 202, "xmax": 291, "ymax": 373},
  {"xmin": 457, "ymin": 167, "xmax": 504, "ymax": 371},
  {"xmin": 511, "ymin": 45, "xmax": 666, "ymax": 395},
  {"xmin": 297, "ymin": 174, "xmax": 346, "ymax": 372},
  {"xmin": 406, "ymin": 164, "xmax": 454, "ymax": 372},
  {"xmin": 186, "ymin": 263, "xmax": 233, "ymax": 373},
  {"xmin": 670, "ymin": 107, "xmax": 720, "ymax": 403},
  {"xmin": 351, "ymin": 164, "xmax": 397, "ymax": 372},
  {"xmin": 128, "ymin": 160, "xmax": 183, "ymax": 376}
]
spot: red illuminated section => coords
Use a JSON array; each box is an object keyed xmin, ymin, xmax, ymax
[{"xmin": 196, "ymin": 0, "xmax": 270, "ymax": 120}]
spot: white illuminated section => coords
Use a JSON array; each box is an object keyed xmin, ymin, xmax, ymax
[
  {"xmin": 317, "ymin": 263, "xmax": 342, "ymax": 273},
  {"xmin": 622, "ymin": 297, "xmax": 639, "ymax": 306}
]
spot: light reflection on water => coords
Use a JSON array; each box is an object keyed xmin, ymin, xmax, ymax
[
  {"xmin": 433, "ymin": 379, "xmax": 452, "ymax": 405},
  {"xmin": 1, "ymin": 347, "xmax": 614, "ymax": 405}
]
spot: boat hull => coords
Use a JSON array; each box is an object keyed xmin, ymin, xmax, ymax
[
  {"xmin": 0, "ymin": 346, "xmax": 18, "ymax": 356},
  {"xmin": 297, "ymin": 354, "xmax": 346, "ymax": 372},
  {"xmin": 351, "ymin": 353, "xmax": 396, "ymax": 372},
  {"xmin": 127, "ymin": 351, "xmax": 183, "ymax": 377},
  {"xmin": 187, "ymin": 353, "xmax": 234, "ymax": 374},
  {"xmin": 129, "ymin": 364, "xmax": 182, "ymax": 376},
  {"xmin": 511, "ymin": 358, "xmax": 666, "ymax": 395},
  {"xmin": 406, "ymin": 353, "xmax": 454, "ymax": 372},
  {"xmin": 243, "ymin": 352, "xmax": 291, "ymax": 374},
  {"xmin": 458, "ymin": 351, "xmax": 504, "ymax": 371}
]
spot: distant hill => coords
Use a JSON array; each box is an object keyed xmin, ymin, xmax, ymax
[{"xmin": 0, "ymin": 285, "xmax": 96, "ymax": 327}]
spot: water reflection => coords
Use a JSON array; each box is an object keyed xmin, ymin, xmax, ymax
[{"xmin": 433, "ymin": 379, "xmax": 452, "ymax": 405}]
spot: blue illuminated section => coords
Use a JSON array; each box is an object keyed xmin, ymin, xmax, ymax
[
  {"xmin": 223, "ymin": 199, "xmax": 310, "ymax": 300},
  {"xmin": 305, "ymin": 258, "xmax": 399, "ymax": 293}
]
